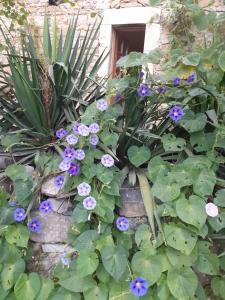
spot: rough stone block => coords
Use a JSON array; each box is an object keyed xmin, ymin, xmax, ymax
[
  {"xmin": 41, "ymin": 177, "xmax": 61, "ymax": 197},
  {"xmin": 119, "ymin": 184, "xmax": 147, "ymax": 217},
  {"xmin": 49, "ymin": 198, "xmax": 71, "ymax": 214},
  {"xmin": 29, "ymin": 211, "xmax": 71, "ymax": 243},
  {"xmin": 41, "ymin": 243, "xmax": 73, "ymax": 253}
]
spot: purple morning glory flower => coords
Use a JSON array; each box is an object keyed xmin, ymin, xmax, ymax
[
  {"xmin": 74, "ymin": 149, "xmax": 85, "ymax": 160},
  {"xmin": 158, "ymin": 86, "xmax": 167, "ymax": 94},
  {"xmin": 78, "ymin": 124, "xmax": 90, "ymax": 137},
  {"xmin": 116, "ymin": 217, "xmax": 129, "ymax": 231},
  {"xmin": 39, "ymin": 200, "xmax": 53, "ymax": 214},
  {"xmin": 96, "ymin": 99, "xmax": 108, "ymax": 111},
  {"xmin": 61, "ymin": 253, "xmax": 71, "ymax": 266},
  {"xmin": 89, "ymin": 123, "xmax": 100, "ymax": 134},
  {"xmin": 169, "ymin": 105, "xmax": 184, "ymax": 122},
  {"xmin": 77, "ymin": 182, "xmax": 91, "ymax": 196},
  {"xmin": 83, "ymin": 196, "xmax": 97, "ymax": 210},
  {"xmin": 114, "ymin": 94, "xmax": 122, "ymax": 102},
  {"xmin": 73, "ymin": 122, "xmax": 81, "ymax": 134},
  {"xmin": 8, "ymin": 200, "xmax": 17, "ymax": 207},
  {"xmin": 27, "ymin": 219, "xmax": 41, "ymax": 233},
  {"xmin": 63, "ymin": 147, "xmax": 76, "ymax": 161},
  {"xmin": 89, "ymin": 134, "xmax": 99, "ymax": 146},
  {"xmin": 187, "ymin": 73, "xmax": 195, "ymax": 83},
  {"xmin": 13, "ymin": 208, "xmax": 26, "ymax": 222},
  {"xmin": 101, "ymin": 154, "xmax": 114, "ymax": 167},
  {"xmin": 66, "ymin": 134, "xmax": 78, "ymax": 145},
  {"xmin": 56, "ymin": 128, "xmax": 68, "ymax": 139},
  {"xmin": 59, "ymin": 160, "xmax": 71, "ymax": 172},
  {"xmin": 130, "ymin": 277, "xmax": 149, "ymax": 297},
  {"xmin": 68, "ymin": 162, "xmax": 80, "ymax": 176},
  {"xmin": 54, "ymin": 175, "xmax": 64, "ymax": 189},
  {"xmin": 173, "ymin": 77, "xmax": 181, "ymax": 87},
  {"xmin": 137, "ymin": 84, "xmax": 151, "ymax": 97},
  {"xmin": 140, "ymin": 71, "xmax": 145, "ymax": 78}
]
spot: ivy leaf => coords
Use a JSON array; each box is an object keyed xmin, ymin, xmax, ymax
[
  {"xmin": 190, "ymin": 132, "xmax": 215, "ymax": 152},
  {"xmin": 108, "ymin": 281, "xmax": 137, "ymax": 300},
  {"xmin": 218, "ymin": 51, "xmax": 225, "ymax": 72},
  {"xmin": 1, "ymin": 135, "xmax": 20, "ymax": 149},
  {"xmin": 176, "ymin": 195, "xmax": 207, "ymax": 229},
  {"xmin": 211, "ymin": 277, "xmax": 225, "ymax": 299},
  {"xmin": 135, "ymin": 224, "xmax": 153, "ymax": 250},
  {"xmin": 83, "ymin": 284, "xmax": 108, "ymax": 300},
  {"xmin": 50, "ymin": 288, "xmax": 81, "ymax": 300},
  {"xmin": 214, "ymin": 189, "xmax": 225, "ymax": 207},
  {"xmin": 166, "ymin": 247, "xmax": 197, "ymax": 268},
  {"xmin": 101, "ymin": 246, "xmax": 128, "ymax": 280},
  {"xmin": 5, "ymin": 165, "xmax": 28, "ymax": 181},
  {"xmin": 59, "ymin": 275, "xmax": 96, "ymax": 293},
  {"xmin": 193, "ymin": 169, "xmax": 216, "ymax": 197},
  {"xmin": 14, "ymin": 273, "xmax": 41, "ymax": 300},
  {"xmin": 96, "ymin": 165, "xmax": 114, "ymax": 185},
  {"xmin": 161, "ymin": 134, "xmax": 186, "ymax": 152},
  {"xmin": 194, "ymin": 242, "xmax": 219, "ymax": 275},
  {"xmin": 127, "ymin": 146, "xmax": 151, "ymax": 167},
  {"xmin": 0, "ymin": 285, "xmax": 9, "ymax": 299},
  {"xmin": 168, "ymin": 165, "xmax": 193, "ymax": 187},
  {"xmin": 76, "ymin": 250, "xmax": 99, "ymax": 277},
  {"xmin": 180, "ymin": 111, "xmax": 207, "ymax": 133},
  {"xmin": 131, "ymin": 251, "xmax": 162, "ymax": 285},
  {"xmin": 117, "ymin": 52, "xmax": 149, "ymax": 68},
  {"xmin": 208, "ymin": 212, "xmax": 225, "ymax": 232},
  {"xmin": 167, "ymin": 267, "xmax": 198, "ymax": 300},
  {"xmin": 36, "ymin": 277, "xmax": 54, "ymax": 300},
  {"xmin": 5, "ymin": 224, "xmax": 29, "ymax": 248},
  {"xmin": 182, "ymin": 53, "xmax": 200, "ymax": 66},
  {"xmin": 96, "ymin": 264, "xmax": 111, "ymax": 283},
  {"xmin": 72, "ymin": 204, "xmax": 89, "ymax": 223},
  {"xmin": 147, "ymin": 156, "xmax": 170, "ymax": 182},
  {"xmin": 152, "ymin": 178, "xmax": 180, "ymax": 202},
  {"xmin": 73, "ymin": 230, "xmax": 99, "ymax": 252},
  {"xmin": 14, "ymin": 179, "xmax": 33, "ymax": 204},
  {"xmin": 99, "ymin": 131, "xmax": 119, "ymax": 147},
  {"xmin": 1, "ymin": 259, "xmax": 25, "ymax": 290},
  {"xmin": 164, "ymin": 223, "xmax": 197, "ymax": 255}
]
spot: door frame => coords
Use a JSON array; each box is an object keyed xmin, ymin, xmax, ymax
[{"xmin": 98, "ymin": 6, "xmax": 161, "ymax": 77}]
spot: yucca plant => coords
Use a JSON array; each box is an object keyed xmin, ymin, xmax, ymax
[{"xmin": 0, "ymin": 15, "xmax": 108, "ymax": 162}]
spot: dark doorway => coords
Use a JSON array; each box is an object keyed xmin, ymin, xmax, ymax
[{"xmin": 110, "ymin": 24, "xmax": 146, "ymax": 77}]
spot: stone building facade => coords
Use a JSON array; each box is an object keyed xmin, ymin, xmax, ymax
[{"xmin": 1, "ymin": 0, "xmax": 225, "ymax": 75}]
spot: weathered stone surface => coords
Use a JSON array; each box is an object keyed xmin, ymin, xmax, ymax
[
  {"xmin": 128, "ymin": 217, "xmax": 148, "ymax": 230},
  {"xmin": 0, "ymin": 156, "xmax": 13, "ymax": 170},
  {"xmin": 50, "ymin": 198, "xmax": 71, "ymax": 214},
  {"xmin": 27, "ymin": 251, "xmax": 62, "ymax": 277},
  {"xmin": 41, "ymin": 177, "xmax": 61, "ymax": 197},
  {"xmin": 119, "ymin": 183, "xmax": 146, "ymax": 217},
  {"xmin": 42, "ymin": 243, "xmax": 73, "ymax": 253},
  {"xmin": 29, "ymin": 211, "xmax": 71, "ymax": 243}
]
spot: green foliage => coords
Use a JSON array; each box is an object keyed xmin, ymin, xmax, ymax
[
  {"xmin": 167, "ymin": 267, "xmax": 198, "ymax": 300},
  {"xmin": 0, "ymin": 2, "xmax": 225, "ymax": 299},
  {"xmin": 0, "ymin": 15, "xmax": 107, "ymax": 161}
]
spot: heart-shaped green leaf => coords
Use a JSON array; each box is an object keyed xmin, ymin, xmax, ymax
[
  {"xmin": 167, "ymin": 267, "xmax": 198, "ymax": 300},
  {"xmin": 127, "ymin": 146, "xmax": 151, "ymax": 167},
  {"xmin": 176, "ymin": 195, "xmax": 207, "ymax": 229}
]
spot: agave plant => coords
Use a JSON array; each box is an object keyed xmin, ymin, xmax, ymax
[{"xmin": 0, "ymin": 15, "xmax": 108, "ymax": 162}]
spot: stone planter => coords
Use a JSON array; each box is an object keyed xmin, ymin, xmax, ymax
[{"xmin": 119, "ymin": 181, "xmax": 147, "ymax": 217}]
